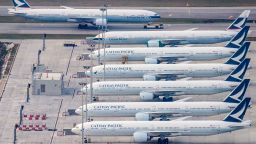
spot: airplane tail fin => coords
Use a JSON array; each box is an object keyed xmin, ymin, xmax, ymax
[
  {"xmin": 225, "ymin": 26, "xmax": 250, "ymax": 48},
  {"xmin": 225, "ymin": 42, "xmax": 250, "ymax": 65},
  {"xmin": 226, "ymin": 10, "xmax": 250, "ymax": 31},
  {"xmin": 223, "ymin": 79, "xmax": 250, "ymax": 103},
  {"xmin": 12, "ymin": 0, "xmax": 30, "ymax": 8},
  {"xmin": 225, "ymin": 58, "xmax": 250, "ymax": 82},
  {"xmin": 223, "ymin": 97, "xmax": 251, "ymax": 122}
]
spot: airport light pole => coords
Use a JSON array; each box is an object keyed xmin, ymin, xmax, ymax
[
  {"xmin": 97, "ymin": 27, "xmax": 101, "ymax": 65},
  {"xmin": 100, "ymin": 7, "xmax": 105, "ymax": 80},
  {"xmin": 90, "ymin": 49, "xmax": 93, "ymax": 103},
  {"xmin": 103, "ymin": 4, "xmax": 108, "ymax": 81},
  {"xmin": 79, "ymin": 82, "xmax": 87, "ymax": 144}
]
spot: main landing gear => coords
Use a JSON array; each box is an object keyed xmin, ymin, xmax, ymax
[
  {"xmin": 163, "ymin": 97, "xmax": 173, "ymax": 102},
  {"xmin": 78, "ymin": 24, "xmax": 88, "ymax": 29},
  {"xmin": 158, "ymin": 138, "xmax": 169, "ymax": 144}
]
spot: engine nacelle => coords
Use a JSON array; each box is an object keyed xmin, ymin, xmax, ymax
[
  {"xmin": 143, "ymin": 74, "xmax": 157, "ymax": 81},
  {"xmin": 94, "ymin": 19, "xmax": 107, "ymax": 26},
  {"xmin": 140, "ymin": 92, "xmax": 155, "ymax": 100},
  {"xmin": 147, "ymin": 40, "xmax": 165, "ymax": 47},
  {"xmin": 145, "ymin": 58, "xmax": 159, "ymax": 64},
  {"xmin": 133, "ymin": 132, "xmax": 150, "ymax": 143},
  {"xmin": 135, "ymin": 112, "xmax": 151, "ymax": 121}
]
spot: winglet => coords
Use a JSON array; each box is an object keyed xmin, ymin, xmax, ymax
[
  {"xmin": 223, "ymin": 97, "xmax": 251, "ymax": 122},
  {"xmin": 227, "ymin": 10, "xmax": 250, "ymax": 30},
  {"xmin": 225, "ymin": 58, "xmax": 250, "ymax": 82},
  {"xmin": 225, "ymin": 42, "xmax": 250, "ymax": 65},
  {"xmin": 223, "ymin": 79, "xmax": 250, "ymax": 103},
  {"xmin": 225, "ymin": 26, "xmax": 250, "ymax": 48}
]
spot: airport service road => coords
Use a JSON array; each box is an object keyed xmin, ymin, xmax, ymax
[
  {"xmin": 0, "ymin": 23, "xmax": 256, "ymax": 37},
  {"xmin": 1, "ymin": 6, "xmax": 256, "ymax": 20}
]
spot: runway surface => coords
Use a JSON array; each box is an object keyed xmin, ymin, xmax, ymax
[{"xmin": 1, "ymin": 6, "xmax": 256, "ymax": 20}]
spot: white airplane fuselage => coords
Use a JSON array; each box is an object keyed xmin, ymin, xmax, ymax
[
  {"xmin": 90, "ymin": 47, "xmax": 236, "ymax": 62},
  {"xmin": 9, "ymin": 8, "xmax": 159, "ymax": 23},
  {"xmin": 72, "ymin": 120, "xmax": 251, "ymax": 137},
  {"xmin": 87, "ymin": 63, "xmax": 236, "ymax": 79},
  {"xmin": 93, "ymin": 30, "xmax": 237, "ymax": 45},
  {"xmin": 87, "ymin": 81, "xmax": 238, "ymax": 96},
  {"xmin": 77, "ymin": 102, "xmax": 237, "ymax": 117}
]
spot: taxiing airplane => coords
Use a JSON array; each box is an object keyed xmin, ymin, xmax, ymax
[
  {"xmin": 8, "ymin": 0, "xmax": 160, "ymax": 28},
  {"xmin": 76, "ymin": 79, "xmax": 250, "ymax": 121},
  {"xmin": 91, "ymin": 10, "xmax": 250, "ymax": 46},
  {"xmin": 72, "ymin": 98, "xmax": 252, "ymax": 144},
  {"xmin": 89, "ymin": 26, "xmax": 250, "ymax": 63},
  {"xmin": 82, "ymin": 59, "xmax": 250, "ymax": 101}
]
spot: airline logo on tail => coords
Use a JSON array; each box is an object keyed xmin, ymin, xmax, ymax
[
  {"xmin": 227, "ymin": 10, "xmax": 250, "ymax": 30},
  {"xmin": 225, "ymin": 58, "xmax": 250, "ymax": 82},
  {"xmin": 13, "ymin": 0, "xmax": 30, "ymax": 8},
  {"xmin": 225, "ymin": 26, "xmax": 250, "ymax": 48},
  {"xmin": 224, "ymin": 79, "xmax": 250, "ymax": 103},
  {"xmin": 224, "ymin": 97, "xmax": 251, "ymax": 122},
  {"xmin": 225, "ymin": 42, "xmax": 250, "ymax": 65}
]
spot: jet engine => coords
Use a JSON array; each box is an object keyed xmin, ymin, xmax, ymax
[
  {"xmin": 140, "ymin": 92, "xmax": 155, "ymax": 100},
  {"xmin": 133, "ymin": 132, "xmax": 150, "ymax": 142},
  {"xmin": 135, "ymin": 112, "xmax": 152, "ymax": 121},
  {"xmin": 147, "ymin": 40, "xmax": 165, "ymax": 47},
  {"xmin": 94, "ymin": 19, "xmax": 107, "ymax": 26},
  {"xmin": 145, "ymin": 58, "xmax": 159, "ymax": 64},
  {"xmin": 143, "ymin": 74, "xmax": 157, "ymax": 81}
]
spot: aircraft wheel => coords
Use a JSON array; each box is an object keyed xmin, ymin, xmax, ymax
[
  {"xmin": 163, "ymin": 97, "xmax": 173, "ymax": 102},
  {"xmin": 78, "ymin": 24, "xmax": 88, "ymax": 29},
  {"xmin": 164, "ymin": 138, "xmax": 169, "ymax": 144},
  {"xmin": 158, "ymin": 138, "xmax": 162, "ymax": 144}
]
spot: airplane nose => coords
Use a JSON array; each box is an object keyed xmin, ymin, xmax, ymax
[
  {"xmin": 85, "ymin": 70, "xmax": 91, "ymax": 77},
  {"xmin": 150, "ymin": 13, "xmax": 161, "ymax": 19},
  {"xmin": 71, "ymin": 128, "xmax": 80, "ymax": 135},
  {"xmin": 75, "ymin": 109, "xmax": 82, "ymax": 115}
]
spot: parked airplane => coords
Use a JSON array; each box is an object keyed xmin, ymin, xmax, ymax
[
  {"xmin": 89, "ymin": 26, "xmax": 250, "ymax": 64},
  {"xmin": 85, "ymin": 51, "xmax": 250, "ymax": 81},
  {"xmin": 72, "ymin": 98, "xmax": 252, "ymax": 144},
  {"xmin": 91, "ymin": 10, "xmax": 250, "ymax": 46},
  {"xmin": 82, "ymin": 59, "xmax": 250, "ymax": 101},
  {"xmin": 8, "ymin": 0, "xmax": 160, "ymax": 28},
  {"xmin": 75, "ymin": 79, "xmax": 250, "ymax": 121}
]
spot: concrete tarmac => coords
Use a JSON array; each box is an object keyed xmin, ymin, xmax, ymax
[
  {"xmin": 0, "ymin": 39, "xmax": 255, "ymax": 143},
  {"xmin": 0, "ymin": 23, "xmax": 256, "ymax": 37}
]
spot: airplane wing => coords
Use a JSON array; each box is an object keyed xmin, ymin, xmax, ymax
[
  {"xmin": 138, "ymin": 111, "xmax": 191, "ymax": 118},
  {"xmin": 177, "ymin": 61, "xmax": 191, "ymax": 64},
  {"xmin": 60, "ymin": 6, "xmax": 74, "ymax": 9},
  {"xmin": 145, "ymin": 56, "xmax": 188, "ymax": 64},
  {"xmin": 67, "ymin": 17, "xmax": 96, "ymax": 23},
  {"xmin": 144, "ymin": 73, "xmax": 187, "ymax": 80},
  {"xmin": 148, "ymin": 90, "xmax": 185, "ymax": 96},
  {"xmin": 172, "ymin": 116, "xmax": 192, "ymax": 121},
  {"xmin": 160, "ymin": 39, "xmax": 190, "ymax": 46},
  {"xmin": 175, "ymin": 97, "xmax": 192, "ymax": 102},
  {"xmin": 184, "ymin": 28, "xmax": 198, "ymax": 31},
  {"xmin": 178, "ymin": 77, "xmax": 192, "ymax": 81},
  {"xmin": 142, "ymin": 130, "xmax": 189, "ymax": 137}
]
